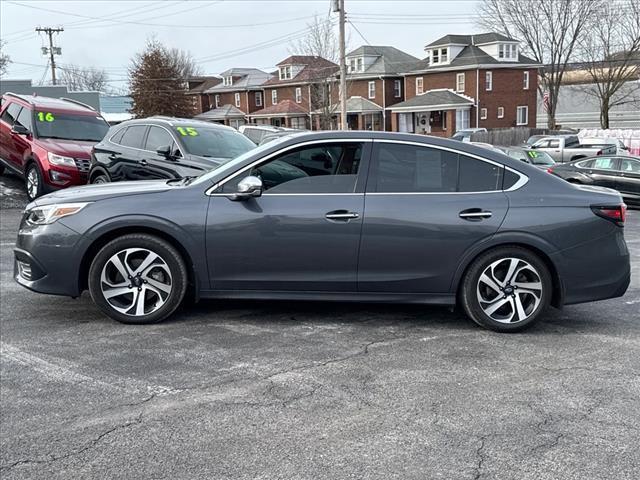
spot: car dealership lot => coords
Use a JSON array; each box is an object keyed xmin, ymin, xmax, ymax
[{"xmin": 1, "ymin": 173, "xmax": 639, "ymax": 479}]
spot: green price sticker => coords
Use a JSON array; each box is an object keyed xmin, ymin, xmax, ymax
[
  {"xmin": 176, "ymin": 127, "xmax": 198, "ymax": 137},
  {"xmin": 37, "ymin": 112, "xmax": 55, "ymax": 122},
  {"xmin": 527, "ymin": 150, "xmax": 539, "ymax": 158}
]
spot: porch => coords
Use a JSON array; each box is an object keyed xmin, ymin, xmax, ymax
[
  {"xmin": 194, "ymin": 104, "xmax": 246, "ymax": 129},
  {"xmin": 248, "ymin": 100, "xmax": 309, "ymax": 129},
  {"xmin": 312, "ymin": 96, "xmax": 384, "ymax": 131}
]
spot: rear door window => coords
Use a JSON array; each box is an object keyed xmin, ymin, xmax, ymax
[
  {"xmin": 458, "ymin": 154, "xmax": 502, "ymax": 192},
  {"xmin": 593, "ymin": 157, "xmax": 618, "ymax": 170},
  {"xmin": 120, "ymin": 125, "xmax": 147, "ymax": 149},
  {"xmin": 1, "ymin": 103, "xmax": 22, "ymax": 126}
]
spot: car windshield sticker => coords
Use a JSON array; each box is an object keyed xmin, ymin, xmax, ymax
[
  {"xmin": 527, "ymin": 150, "xmax": 539, "ymax": 158},
  {"xmin": 176, "ymin": 127, "xmax": 198, "ymax": 137},
  {"xmin": 37, "ymin": 112, "xmax": 55, "ymax": 122}
]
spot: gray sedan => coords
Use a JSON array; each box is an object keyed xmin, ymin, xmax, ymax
[{"xmin": 14, "ymin": 132, "xmax": 630, "ymax": 332}]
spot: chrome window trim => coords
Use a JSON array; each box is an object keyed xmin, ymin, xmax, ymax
[
  {"xmin": 108, "ymin": 123, "xmax": 186, "ymax": 158},
  {"xmin": 205, "ymin": 137, "xmax": 529, "ymax": 196}
]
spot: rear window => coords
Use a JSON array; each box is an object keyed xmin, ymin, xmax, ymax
[
  {"xmin": 34, "ymin": 112, "xmax": 109, "ymax": 142},
  {"xmin": 119, "ymin": 125, "xmax": 147, "ymax": 149}
]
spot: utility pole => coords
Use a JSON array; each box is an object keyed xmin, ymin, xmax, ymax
[
  {"xmin": 334, "ymin": 0, "xmax": 348, "ymax": 130},
  {"xmin": 36, "ymin": 27, "xmax": 63, "ymax": 85}
]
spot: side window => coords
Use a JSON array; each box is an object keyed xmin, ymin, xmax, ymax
[
  {"xmin": 145, "ymin": 126, "xmax": 175, "ymax": 152},
  {"xmin": 15, "ymin": 107, "xmax": 33, "ymax": 131},
  {"xmin": 621, "ymin": 159, "xmax": 640, "ymax": 173},
  {"xmin": 593, "ymin": 157, "xmax": 617, "ymax": 170},
  {"xmin": 119, "ymin": 125, "xmax": 147, "ymax": 149},
  {"xmin": 243, "ymin": 128, "xmax": 262, "ymax": 144},
  {"xmin": 223, "ymin": 143, "xmax": 363, "ymax": 194},
  {"xmin": 110, "ymin": 128, "xmax": 126, "ymax": 144},
  {"xmin": 503, "ymin": 169, "xmax": 521, "ymax": 190},
  {"xmin": 548, "ymin": 139, "xmax": 560, "ymax": 148},
  {"xmin": 577, "ymin": 159, "xmax": 595, "ymax": 168},
  {"xmin": 458, "ymin": 154, "xmax": 502, "ymax": 192},
  {"xmin": 371, "ymin": 143, "xmax": 458, "ymax": 193},
  {"xmin": 1, "ymin": 103, "xmax": 22, "ymax": 125}
]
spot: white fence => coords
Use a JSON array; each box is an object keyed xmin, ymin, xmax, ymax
[{"xmin": 578, "ymin": 129, "xmax": 640, "ymax": 156}]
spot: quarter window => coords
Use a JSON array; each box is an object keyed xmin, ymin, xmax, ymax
[{"xmin": 119, "ymin": 125, "xmax": 147, "ymax": 149}]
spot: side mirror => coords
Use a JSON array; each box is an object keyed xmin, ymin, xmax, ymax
[
  {"xmin": 230, "ymin": 175, "xmax": 263, "ymax": 201},
  {"xmin": 156, "ymin": 145, "xmax": 173, "ymax": 159},
  {"xmin": 11, "ymin": 124, "xmax": 30, "ymax": 136}
]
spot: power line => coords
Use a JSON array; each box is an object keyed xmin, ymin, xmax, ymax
[{"xmin": 35, "ymin": 26, "xmax": 64, "ymax": 85}]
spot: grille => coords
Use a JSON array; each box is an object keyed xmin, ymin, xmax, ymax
[{"xmin": 74, "ymin": 158, "xmax": 91, "ymax": 173}]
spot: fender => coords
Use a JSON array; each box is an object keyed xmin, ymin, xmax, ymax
[{"xmin": 89, "ymin": 165, "xmax": 110, "ymax": 182}]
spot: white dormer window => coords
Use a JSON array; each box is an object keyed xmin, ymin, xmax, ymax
[
  {"xmin": 279, "ymin": 66, "xmax": 292, "ymax": 80},
  {"xmin": 348, "ymin": 58, "xmax": 356, "ymax": 73},
  {"xmin": 440, "ymin": 48, "xmax": 448, "ymax": 63},
  {"xmin": 432, "ymin": 49, "xmax": 439, "ymax": 64},
  {"xmin": 498, "ymin": 44, "xmax": 518, "ymax": 60},
  {"xmin": 430, "ymin": 47, "xmax": 448, "ymax": 65},
  {"xmin": 223, "ymin": 76, "xmax": 233, "ymax": 86}
]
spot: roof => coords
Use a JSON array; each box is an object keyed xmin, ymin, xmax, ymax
[
  {"xmin": 194, "ymin": 104, "xmax": 246, "ymax": 121},
  {"xmin": 187, "ymin": 77, "xmax": 222, "ymax": 95},
  {"xmin": 426, "ymin": 32, "xmax": 518, "ymax": 49},
  {"xmin": 205, "ymin": 69, "xmax": 272, "ymax": 93},
  {"xmin": 313, "ymin": 96, "xmax": 383, "ymax": 114},
  {"xmin": 345, "ymin": 46, "xmax": 420, "ymax": 77},
  {"xmin": 410, "ymin": 45, "xmax": 538, "ymax": 73},
  {"xmin": 390, "ymin": 89, "xmax": 475, "ymax": 112},
  {"xmin": 250, "ymin": 100, "xmax": 309, "ymax": 117},
  {"xmin": 263, "ymin": 56, "xmax": 338, "ymax": 86},
  {"xmin": 3, "ymin": 93, "xmax": 98, "ymax": 114}
]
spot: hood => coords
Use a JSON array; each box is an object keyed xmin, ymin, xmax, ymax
[
  {"xmin": 182, "ymin": 154, "xmax": 229, "ymax": 172},
  {"xmin": 32, "ymin": 180, "xmax": 173, "ymax": 206},
  {"xmin": 35, "ymin": 138, "xmax": 97, "ymax": 158}
]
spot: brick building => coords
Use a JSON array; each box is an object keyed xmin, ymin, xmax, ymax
[
  {"xmin": 391, "ymin": 33, "xmax": 539, "ymax": 137},
  {"xmin": 185, "ymin": 76, "xmax": 222, "ymax": 115}
]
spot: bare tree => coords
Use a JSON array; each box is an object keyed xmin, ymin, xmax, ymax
[
  {"xmin": 576, "ymin": 1, "xmax": 640, "ymax": 128},
  {"xmin": 478, "ymin": 0, "xmax": 604, "ymax": 129},
  {"xmin": 59, "ymin": 65, "xmax": 109, "ymax": 92},
  {"xmin": 168, "ymin": 47, "xmax": 202, "ymax": 80},
  {"xmin": 290, "ymin": 15, "xmax": 341, "ymax": 130},
  {"xmin": 0, "ymin": 40, "xmax": 11, "ymax": 77}
]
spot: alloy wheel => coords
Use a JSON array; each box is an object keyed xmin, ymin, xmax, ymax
[
  {"xmin": 100, "ymin": 248, "xmax": 173, "ymax": 317},
  {"xmin": 92, "ymin": 175, "xmax": 109, "ymax": 184},
  {"xmin": 476, "ymin": 257, "xmax": 543, "ymax": 324},
  {"xmin": 26, "ymin": 167, "xmax": 39, "ymax": 199}
]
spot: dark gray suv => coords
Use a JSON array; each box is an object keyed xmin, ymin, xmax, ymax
[{"xmin": 14, "ymin": 132, "xmax": 630, "ymax": 332}]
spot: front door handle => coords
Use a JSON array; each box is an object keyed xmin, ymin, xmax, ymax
[
  {"xmin": 325, "ymin": 210, "xmax": 359, "ymax": 221},
  {"xmin": 459, "ymin": 209, "xmax": 492, "ymax": 220},
  {"xmin": 139, "ymin": 159, "xmax": 148, "ymax": 166}
]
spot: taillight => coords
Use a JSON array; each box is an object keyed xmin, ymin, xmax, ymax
[{"xmin": 591, "ymin": 204, "xmax": 626, "ymax": 227}]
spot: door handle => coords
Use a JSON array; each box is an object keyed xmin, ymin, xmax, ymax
[
  {"xmin": 459, "ymin": 209, "xmax": 492, "ymax": 220},
  {"xmin": 325, "ymin": 210, "xmax": 359, "ymax": 221},
  {"xmin": 139, "ymin": 159, "xmax": 148, "ymax": 166}
]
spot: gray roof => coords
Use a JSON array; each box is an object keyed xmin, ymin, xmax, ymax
[
  {"xmin": 346, "ymin": 45, "xmax": 419, "ymax": 77},
  {"xmin": 313, "ymin": 96, "xmax": 383, "ymax": 114},
  {"xmin": 205, "ymin": 69, "xmax": 272, "ymax": 93},
  {"xmin": 194, "ymin": 104, "xmax": 246, "ymax": 121},
  {"xmin": 410, "ymin": 45, "xmax": 538, "ymax": 73},
  {"xmin": 426, "ymin": 32, "xmax": 517, "ymax": 48},
  {"xmin": 390, "ymin": 89, "xmax": 474, "ymax": 111}
]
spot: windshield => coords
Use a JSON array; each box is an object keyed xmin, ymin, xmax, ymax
[
  {"xmin": 34, "ymin": 112, "xmax": 109, "ymax": 142},
  {"xmin": 173, "ymin": 126, "xmax": 255, "ymax": 159},
  {"xmin": 523, "ymin": 150, "xmax": 555, "ymax": 165}
]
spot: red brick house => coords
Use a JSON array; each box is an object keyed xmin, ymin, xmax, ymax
[
  {"xmin": 390, "ymin": 33, "xmax": 540, "ymax": 137},
  {"xmin": 200, "ymin": 68, "xmax": 272, "ymax": 128},
  {"xmin": 185, "ymin": 76, "xmax": 222, "ymax": 115},
  {"xmin": 250, "ymin": 56, "xmax": 338, "ymax": 128}
]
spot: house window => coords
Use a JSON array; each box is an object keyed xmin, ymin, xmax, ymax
[
  {"xmin": 440, "ymin": 48, "xmax": 448, "ymax": 63},
  {"xmin": 295, "ymin": 87, "xmax": 302, "ymax": 103},
  {"xmin": 234, "ymin": 93, "xmax": 241, "ymax": 108},
  {"xmin": 499, "ymin": 45, "xmax": 504, "ymax": 59},
  {"xmin": 224, "ymin": 76, "xmax": 233, "ymax": 86},
  {"xmin": 517, "ymin": 105, "xmax": 528, "ymax": 125},
  {"xmin": 432, "ymin": 49, "xmax": 439, "ymax": 64},
  {"xmin": 255, "ymin": 91, "xmax": 262, "ymax": 107},
  {"xmin": 480, "ymin": 108, "xmax": 487, "ymax": 120},
  {"xmin": 416, "ymin": 77, "xmax": 424, "ymax": 95},
  {"xmin": 368, "ymin": 81, "xmax": 376, "ymax": 99},
  {"xmin": 279, "ymin": 66, "xmax": 292, "ymax": 80},
  {"xmin": 485, "ymin": 71, "xmax": 492, "ymax": 91},
  {"xmin": 511, "ymin": 44, "xmax": 518, "ymax": 59},
  {"xmin": 497, "ymin": 106, "xmax": 504, "ymax": 118},
  {"xmin": 442, "ymin": 111, "xmax": 447, "ymax": 130},
  {"xmin": 271, "ymin": 90, "xmax": 278, "ymax": 105},
  {"xmin": 394, "ymin": 80, "xmax": 402, "ymax": 98},
  {"xmin": 357, "ymin": 57, "xmax": 364, "ymax": 72},
  {"xmin": 456, "ymin": 73, "xmax": 465, "ymax": 92},
  {"xmin": 289, "ymin": 117, "xmax": 306, "ymax": 129},
  {"xmin": 348, "ymin": 58, "xmax": 356, "ymax": 73},
  {"xmin": 523, "ymin": 71, "xmax": 530, "ymax": 90},
  {"xmin": 215, "ymin": 94, "xmax": 220, "ymax": 108},
  {"xmin": 456, "ymin": 109, "xmax": 470, "ymax": 130}
]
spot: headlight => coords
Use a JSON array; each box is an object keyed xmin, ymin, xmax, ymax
[
  {"xmin": 47, "ymin": 152, "xmax": 76, "ymax": 167},
  {"xmin": 26, "ymin": 203, "xmax": 90, "ymax": 225}
]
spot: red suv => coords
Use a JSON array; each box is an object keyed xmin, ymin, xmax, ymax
[{"xmin": 0, "ymin": 93, "xmax": 110, "ymax": 200}]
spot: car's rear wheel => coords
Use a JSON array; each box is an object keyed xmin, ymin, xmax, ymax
[
  {"xmin": 460, "ymin": 246, "xmax": 552, "ymax": 332},
  {"xmin": 91, "ymin": 172, "xmax": 110, "ymax": 184},
  {"xmin": 88, "ymin": 234, "xmax": 188, "ymax": 324},
  {"xmin": 25, "ymin": 163, "xmax": 43, "ymax": 201}
]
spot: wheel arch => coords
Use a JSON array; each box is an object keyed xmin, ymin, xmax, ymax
[
  {"xmin": 452, "ymin": 237, "xmax": 564, "ymax": 308},
  {"xmin": 89, "ymin": 165, "xmax": 110, "ymax": 183}
]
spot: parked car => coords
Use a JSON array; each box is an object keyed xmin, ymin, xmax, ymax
[
  {"xmin": 451, "ymin": 128, "xmax": 487, "ymax": 142},
  {"xmin": 522, "ymin": 131, "xmax": 576, "ymax": 147},
  {"xmin": 580, "ymin": 137, "xmax": 629, "ymax": 156},
  {"xmin": 239, "ymin": 125, "xmax": 301, "ymax": 145},
  {"xmin": 0, "ymin": 93, "xmax": 110, "ymax": 200},
  {"xmin": 259, "ymin": 131, "xmax": 304, "ymax": 146},
  {"xmin": 14, "ymin": 132, "xmax": 629, "ymax": 332},
  {"xmin": 89, "ymin": 117, "xmax": 255, "ymax": 184},
  {"xmin": 530, "ymin": 135, "xmax": 617, "ymax": 163},
  {"xmin": 548, "ymin": 155, "xmax": 640, "ymax": 205},
  {"xmin": 469, "ymin": 142, "xmax": 504, "ymax": 153},
  {"xmin": 497, "ymin": 146, "xmax": 556, "ymax": 170}
]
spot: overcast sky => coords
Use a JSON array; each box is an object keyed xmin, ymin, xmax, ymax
[{"xmin": 1, "ymin": 0, "xmax": 482, "ymax": 92}]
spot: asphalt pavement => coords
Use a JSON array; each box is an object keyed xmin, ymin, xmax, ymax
[{"xmin": 1, "ymin": 173, "xmax": 639, "ymax": 480}]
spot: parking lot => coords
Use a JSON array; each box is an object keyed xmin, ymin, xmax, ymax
[{"xmin": 1, "ymin": 172, "xmax": 639, "ymax": 480}]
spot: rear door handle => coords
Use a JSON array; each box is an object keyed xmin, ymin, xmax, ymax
[
  {"xmin": 139, "ymin": 159, "xmax": 148, "ymax": 166},
  {"xmin": 459, "ymin": 209, "xmax": 492, "ymax": 220},
  {"xmin": 325, "ymin": 210, "xmax": 359, "ymax": 221}
]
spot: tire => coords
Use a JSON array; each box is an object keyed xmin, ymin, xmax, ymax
[
  {"xmin": 88, "ymin": 234, "xmax": 188, "ymax": 325},
  {"xmin": 460, "ymin": 246, "xmax": 552, "ymax": 332},
  {"xmin": 25, "ymin": 162, "xmax": 44, "ymax": 201},
  {"xmin": 91, "ymin": 171, "xmax": 110, "ymax": 184}
]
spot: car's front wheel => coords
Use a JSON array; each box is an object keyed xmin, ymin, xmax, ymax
[
  {"xmin": 25, "ymin": 163, "xmax": 43, "ymax": 201},
  {"xmin": 460, "ymin": 246, "xmax": 552, "ymax": 332},
  {"xmin": 90, "ymin": 171, "xmax": 110, "ymax": 184},
  {"xmin": 88, "ymin": 234, "xmax": 188, "ymax": 324}
]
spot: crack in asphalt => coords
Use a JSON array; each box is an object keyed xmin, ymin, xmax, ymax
[{"xmin": 472, "ymin": 436, "xmax": 487, "ymax": 480}]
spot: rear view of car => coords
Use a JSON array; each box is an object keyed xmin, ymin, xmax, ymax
[{"xmin": 0, "ymin": 93, "xmax": 109, "ymax": 200}]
